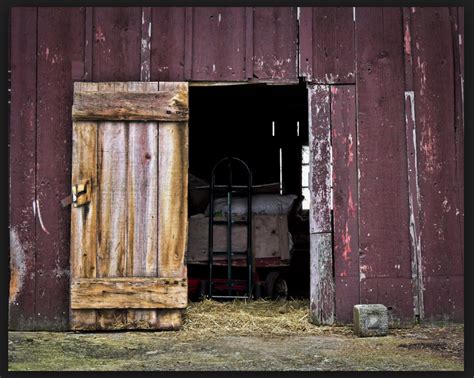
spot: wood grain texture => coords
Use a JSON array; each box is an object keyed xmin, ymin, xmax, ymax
[
  {"xmin": 36, "ymin": 7, "xmax": 85, "ymax": 331},
  {"xmin": 356, "ymin": 8, "xmax": 414, "ymax": 324},
  {"xmin": 331, "ymin": 86, "xmax": 359, "ymax": 323},
  {"xmin": 9, "ymin": 7, "xmax": 37, "ymax": 330},
  {"xmin": 307, "ymin": 84, "xmax": 331, "ymax": 234},
  {"xmin": 253, "ymin": 7, "xmax": 298, "ymax": 81},
  {"xmin": 123, "ymin": 82, "xmax": 159, "ymax": 326},
  {"xmin": 140, "ymin": 7, "xmax": 152, "ymax": 82},
  {"xmin": 309, "ymin": 233, "xmax": 335, "ymax": 325},
  {"xmin": 402, "ymin": 9, "xmax": 424, "ymax": 319},
  {"xmin": 298, "ymin": 7, "xmax": 313, "ymax": 79},
  {"xmin": 70, "ymin": 122, "xmax": 98, "ymax": 329},
  {"xmin": 191, "ymin": 8, "xmax": 246, "ymax": 81},
  {"xmin": 158, "ymin": 82, "xmax": 189, "ymax": 279},
  {"xmin": 311, "ymin": 7, "xmax": 355, "ymax": 83},
  {"xmin": 72, "ymin": 89, "xmax": 189, "ymax": 121},
  {"xmin": 151, "ymin": 7, "xmax": 186, "ymax": 81},
  {"xmin": 97, "ymin": 121, "xmax": 128, "ymax": 278},
  {"xmin": 71, "ymin": 278, "xmax": 187, "ymax": 309},
  {"xmin": 157, "ymin": 82, "xmax": 189, "ymax": 329},
  {"xmin": 70, "ymin": 81, "xmax": 188, "ymax": 330},
  {"xmin": 93, "ymin": 7, "xmax": 142, "ymax": 81},
  {"xmin": 410, "ymin": 7, "xmax": 463, "ymax": 321}
]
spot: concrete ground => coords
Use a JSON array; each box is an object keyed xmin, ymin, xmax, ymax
[{"xmin": 8, "ymin": 324, "xmax": 463, "ymax": 371}]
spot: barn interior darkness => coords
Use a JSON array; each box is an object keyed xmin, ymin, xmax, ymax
[{"xmin": 187, "ymin": 82, "xmax": 311, "ymax": 299}]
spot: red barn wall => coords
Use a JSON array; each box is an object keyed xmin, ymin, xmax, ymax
[{"xmin": 9, "ymin": 7, "xmax": 463, "ymax": 330}]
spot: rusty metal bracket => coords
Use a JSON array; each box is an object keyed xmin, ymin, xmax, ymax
[{"xmin": 71, "ymin": 178, "xmax": 92, "ymax": 207}]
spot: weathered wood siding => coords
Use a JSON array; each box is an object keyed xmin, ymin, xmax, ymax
[
  {"xmin": 408, "ymin": 7, "xmax": 464, "ymax": 322},
  {"xmin": 331, "ymin": 86, "xmax": 359, "ymax": 324},
  {"xmin": 9, "ymin": 6, "xmax": 464, "ymax": 329},
  {"xmin": 355, "ymin": 7, "xmax": 414, "ymax": 325}
]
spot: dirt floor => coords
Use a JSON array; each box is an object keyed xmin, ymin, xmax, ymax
[{"xmin": 8, "ymin": 300, "xmax": 464, "ymax": 371}]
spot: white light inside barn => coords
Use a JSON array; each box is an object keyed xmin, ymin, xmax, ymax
[
  {"xmin": 279, "ymin": 147, "xmax": 283, "ymax": 195},
  {"xmin": 301, "ymin": 145, "xmax": 310, "ymax": 210}
]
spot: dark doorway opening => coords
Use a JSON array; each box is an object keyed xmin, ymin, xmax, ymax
[{"xmin": 187, "ymin": 82, "xmax": 310, "ymax": 300}]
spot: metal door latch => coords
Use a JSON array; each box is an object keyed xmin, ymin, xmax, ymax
[{"xmin": 72, "ymin": 179, "xmax": 92, "ymax": 207}]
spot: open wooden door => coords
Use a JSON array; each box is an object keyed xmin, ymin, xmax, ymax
[{"xmin": 69, "ymin": 82, "xmax": 188, "ymax": 330}]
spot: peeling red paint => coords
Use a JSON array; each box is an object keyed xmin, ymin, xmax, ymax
[
  {"xmin": 347, "ymin": 187, "xmax": 355, "ymax": 216},
  {"xmin": 331, "ymin": 86, "xmax": 338, "ymax": 94},
  {"xmin": 341, "ymin": 223, "xmax": 351, "ymax": 261},
  {"xmin": 95, "ymin": 25, "xmax": 106, "ymax": 42},
  {"xmin": 347, "ymin": 133, "xmax": 354, "ymax": 165},
  {"xmin": 420, "ymin": 126, "xmax": 441, "ymax": 174},
  {"xmin": 404, "ymin": 24, "xmax": 411, "ymax": 55}
]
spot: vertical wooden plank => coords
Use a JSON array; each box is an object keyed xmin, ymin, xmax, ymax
[
  {"xmin": 450, "ymin": 6, "xmax": 464, "ymax": 283},
  {"xmin": 191, "ymin": 7, "xmax": 246, "ymax": 81},
  {"xmin": 410, "ymin": 7, "xmax": 463, "ymax": 321},
  {"xmin": 151, "ymin": 7, "xmax": 186, "ymax": 81},
  {"xmin": 307, "ymin": 84, "xmax": 334, "ymax": 325},
  {"xmin": 84, "ymin": 7, "xmax": 93, "ymax": 81},
  {"xmin": 91, "ymin": 7, "xmax": 142, "ymax": 327},
  {"xmin": 356, "ymin": 8, "xmax": 414, "ymax": 323},
  {"xmin": 36, "ymin": 7, "xmax": 85, "ymax": 331},
  {"xmin": 404, "ymin": 90, "xmax": 424, "ymax": 320},
  {"xmin": 307, "ymin": 85, "xmax": 331, "ymax": 234},
  {"xmin": 95, "ymin": 82, "xmax": 129, "ymax": 329},
  {"xmin": 312, "ymin": 7, "xmax": 355, "ymax": 83},
  {"xmin": 9, "ymin": 7, "xmax": 37, "ymax": 330},
  {"xmin": 140, "ymin": 7, "xmax": 152, "ymax": 82},
  {"xmin": 126, "ymin": 122, "xmax": 159, "ymax": 327},
  {"xmin": 184, "ymin": 7, "xmax": 193, "ymax": 80},
  {"xmin": 331, "ymin": 85, "xmax": 359, "ymax": 323},
  {"xmin": 123, "ymin": 81, "xmax": 160, "ymax": 328},
  {"xmin": 310, "ymin": 233, "xmax": 334, "ymax": 325},
  {"xmin": 402, "ymin": 7, "xmax": 424, "ymax": 320},
  {"xmin": 245, "ymin": 7, "xmax": 254, "ymax": 79},
  {"xmin": 253, "ymin": 7, "xmax": 298, "ymax": 81},
  {"xmin": 454, "ymin": 9, "xmax": 464, "ymax": 319},
  {"xmin": 298, "ymin": 7, "xmax": 313, "ymax": 80},
  {"xmin": 70, "ymin": 121, "xmax": 98, "ymax": 330},
  {"xmin": 93, "ymin": 7, "xmax": 142, "ymax": 81},
  {"xmin": 158, "ymin": 82, "xmax": 189, "ymax": 329}
]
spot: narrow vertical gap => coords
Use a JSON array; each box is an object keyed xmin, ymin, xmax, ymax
[
  {"xmin": 328, "ymin": 87, "xmax": 336, "ymax": 307},
  {"xmin": 279, "ymin": 147, "xmax": 283, "ymax": 195},
  {"xmin": 353, "ymin": 7, "xmax": 362, "ymax": 306}
]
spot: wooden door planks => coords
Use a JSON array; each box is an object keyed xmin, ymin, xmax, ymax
[
  {"xmin": 70, "ymin": 121, "xmax": 98, "ymax": 330},
  {"xmin": 71, "ymin": 278, "xmax": 187, "ymax": 309},
  {"xmin": 126, "ymin": 82, "xmax": 160, "ymax": 328},
  {"xmin": 157, "ymin": 82, "xmax": 189, "ymax": 329},
  {"xmin": 70, "ymin": 81, "xmax": 188, "ymax": 330},
  {"xmin": 72, "ymin": 89, "xmax": 189, "ymax": 121}
]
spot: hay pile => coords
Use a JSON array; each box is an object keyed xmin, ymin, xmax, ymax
[{"xmin": 179, "ymin": 299, "xmax": 347, "ymax": 338}]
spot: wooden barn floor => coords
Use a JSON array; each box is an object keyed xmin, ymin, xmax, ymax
[{"xmin": 8, "ymin": 300, "xmax": 464, "ymax": 371}]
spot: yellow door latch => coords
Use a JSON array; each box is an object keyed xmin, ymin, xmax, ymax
[
  {"xmin": 72, "ymin": 179, "xmax": 92, "ymax": 207},
  {"xmin": 61, "ymin": 178, "xmax": 92, "ymax": 208}
]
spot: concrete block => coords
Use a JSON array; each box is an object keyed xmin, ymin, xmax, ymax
[{"xmin": 353, "ymin": 304, "xmax": 388, "ymax": 337}]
